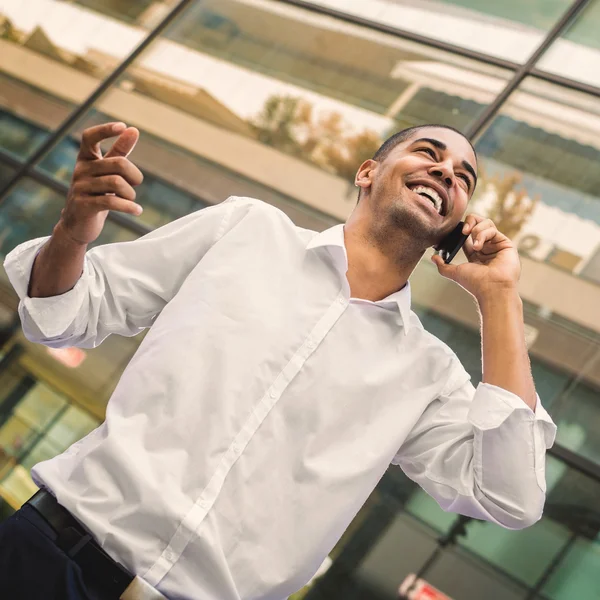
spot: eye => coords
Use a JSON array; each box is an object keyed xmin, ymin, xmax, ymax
[
  {"xmin": 458, "ymin": 173, "xmax": 471, "ymax": 189},
  {"xmin": 417, "ymin": 147, "xmax": 436, "ymax": 159}
]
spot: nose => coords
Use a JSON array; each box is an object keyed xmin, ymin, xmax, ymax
[{"xmin": 429, "ymin": 160, "xmax": 454, "ymax": 188}]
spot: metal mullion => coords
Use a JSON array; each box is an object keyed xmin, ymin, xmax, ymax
[
  {"xmin": 0, "ymin": 0, "xmax": 195, "ymax": 205},
  {"xmin": 530, "ymin": 68, "xmax": 600, "ymax": 98},
  {"xmin": 548, "ymin": 443, "xmax": 600, "ymax": 482},
  {"xmin": 275, "ymin": 0, "xmax": 520, "ymax": 71},
  {"xmin": 464, "ymin": 0, "xmax": 593, "ymax": 141}
]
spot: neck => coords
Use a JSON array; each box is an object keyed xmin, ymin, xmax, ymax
[{"xmin": 343, "ymin": 212, "xmax": 425, "ymax": 302}]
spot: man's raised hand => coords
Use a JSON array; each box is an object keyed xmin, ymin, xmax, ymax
[{"xmin": 59, "ymin": 122, "xmax": 144, "ymax": 245}]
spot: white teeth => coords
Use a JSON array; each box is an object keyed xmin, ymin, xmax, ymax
[{"xmin": 412, "ymin": 185, "xmax": 443, "ymax": 214}]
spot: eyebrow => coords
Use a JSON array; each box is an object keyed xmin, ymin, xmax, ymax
[{"xmin": 412, "ymin": 137, "xmax": 478, "ymax": 188}]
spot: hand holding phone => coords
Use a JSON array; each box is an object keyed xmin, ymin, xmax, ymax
[{"xmin": 433, "ymin": 221, "xmax": 468, "ymax": 264}]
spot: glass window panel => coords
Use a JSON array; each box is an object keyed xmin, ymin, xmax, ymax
[
  {"xmin": 434, "ymin": 0, "xmax": 572, "ymax": 30},
  {"xmin": 91, "ymin": 219, "xmax": 139, "ymax": 248},
  {"xmin": 0, "ymin": 0, "xmax": 143, "ymax": 158},
  {"xmin": 0, "ymin": 108, "xmax": 50, "ymax": 160},
  {"xmin": 457, "ymin": 458, "xmax": 577, "ymax": 587},
  {"xmin": 550, "ymin": 379, "xmax": 600, "ymax": 465},
  {"xmin": 0, "ymin": 176, "xmax": 137, "ymax": 257},
  {"xmin": 0, "ymin": 177, "xmax": 64, "ymax": 255},
  {"xmin": 537, "ymin": 0, "xmax": 600, "ymax": 87},
  {"xmin": 38, "ymin": 135, "xmax": 79, "ymax": 183},
  {"xmin": 302, "ymin": 0, "xmax": 570, "ymax": 63},
  {"xmin": 530, "ymin": 360, "xmax": 570, "ymax": 412},
  {"xmin": 0, "ymin": 415, "xmax": 39, "ymax": 459},
  {"xmin": 44, "ymin": 404, "xmax": 98, "ymax": 449},
  {"xmin": 473, "ymin": 80, "xmax": 600, "ymax": 467},
  {"xmin": 542, "ymin": 536, "xmax": 600, "ymax": 600},
  {"xmin": 52, "ymin": 0, "xmax": 507, "ymax": 234},
  {"xmin": 460, "ymin": 515, "xmax": 570, "ymax": 587},
  {"xmin": 404, "ymin": 488, "xmax": 457, "ymax": 533},
  {"xmin": 12, "ymin": 381, "xmax": 67, "ymax": 431},
  {"xmin": 0, "ymin": 463, "xmax": 38, "ymax": 507},
  {"xmin": 19, "ymin": 435, "xmax": 64, "ymax": 471},
  {"xmin": 71, "ymin": 0, "xmax": 155, "ymax": 25},
  {"xmin": 0, "ymin": 161, "xmax": 15, "ymax": 187},
  {"xmin": 0, "ymin": 362, "xmax": 30, "ymax": 416}
]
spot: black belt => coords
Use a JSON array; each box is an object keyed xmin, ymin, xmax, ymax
[{"xmin": 26, "ymin": 489, "xmax": 135, "ymax": 598}]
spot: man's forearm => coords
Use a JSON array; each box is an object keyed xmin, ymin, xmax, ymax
[
  {"xmin": 477, "ymin": 288, "xmax": 537, "ymax": 411},
  {"xmin": 28, "ymin": 220, "xmax": 87, "ymax": 298}
]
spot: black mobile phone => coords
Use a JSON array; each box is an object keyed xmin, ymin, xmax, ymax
[{"xmin": 433, "ymin": 221, "xmax": 469, "ymax": 264}]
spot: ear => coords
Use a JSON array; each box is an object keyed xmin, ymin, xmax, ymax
[{"xmin": 355, "ymin": 159, "xmax": 377, "ymax": 193}]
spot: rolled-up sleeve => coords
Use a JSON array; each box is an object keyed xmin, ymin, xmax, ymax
[
  {"xmin": 3, "ymin": 196, "xmax": 247, "ymax": 349},
  {"xmin": 393, "ymin": 364, "xmax": 557, "ymax": 530}
]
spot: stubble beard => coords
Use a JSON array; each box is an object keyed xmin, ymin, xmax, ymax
[{"xmin": 386, "ymin": 189, "xmax": 441, "ymax": 249}]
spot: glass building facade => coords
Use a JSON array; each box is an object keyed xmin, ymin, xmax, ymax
[{"xmin": 0, "ymin": 1, "xmax": 599, "ymax": 598}]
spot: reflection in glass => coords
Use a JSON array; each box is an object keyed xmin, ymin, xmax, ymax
[
  {"xmin": 537, "ymin": 0, "xmax": 600, "ymax": 87},
  {"xmin": 0, "ymin": 162, "xmax": 15, "ymax": 188},
  {"xmin": 44, "ymin": 404, "xmax": 98, "ymax": 448},
  {"xmin": 0, "ymin": 178, "xmax": 64, "ymax": 254},
  {"xmin": 13, "ymin": 382, "xmax": 67, "ymax": 432},
  {"xmin": 54, "ymin": 0, "xmax": 508, "ymax": 230},
  {"xmin": 0, "ymin": 371, "xmax": 99, "ymax": 508},
  {"xmin": 72, "ymin": 0, "xmax": 155, "ymax": 25},
  {"xmin": 0, "ymin": 177, "xmax": 139, "ymax": 256},
  {"xmin": 542, "ymin": 536, "xmax": 600, "ymax": 600},
  {"xmin": 0, "ymin": 0, "xmax": 139, "ymax": 157},
  {"xmin": 551, "ymin": 376, "xmax": 600, "ymax": 465},
  {"xmin": 435, "ymin": 0, "xmax": 572, "ymax": 31},
  {"xmin": 474, "ymin": 79, "xmax": 600, "ymax": 284},
  {"xmin": 297, "ymin": 0, "xmax": 565, "ymax": 62},
  {"xmin": 0, "ymin": 108, "xmax": 50, "ymax": 160},
  {"xmin": 307, "ymin": 457, "xmax": 600, "ymax": 600}
]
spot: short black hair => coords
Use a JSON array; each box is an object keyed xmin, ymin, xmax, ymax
[
  {"xmin": 356, "ymin": 124, "xmax": 476, "ymax": 203},
  {"xmin": 373, "ymin": 124, "xmax": 476, "ymax": 162}
]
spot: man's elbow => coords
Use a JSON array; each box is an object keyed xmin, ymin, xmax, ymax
[{"xmin": 492, "ymin": 492, "xmax": 545, "ymax": 530}]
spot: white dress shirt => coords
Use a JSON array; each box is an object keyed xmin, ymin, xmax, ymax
[{"xmin": 4, "ymin": 196, "xmax": 557, "ymax": 600}]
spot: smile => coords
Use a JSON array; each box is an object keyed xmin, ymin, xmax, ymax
[{"xmin": 406, "ymin": 182, "xmax": 447, "ymax": 217}]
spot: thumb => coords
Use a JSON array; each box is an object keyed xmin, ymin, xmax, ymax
[
  {"xmin": 104, "ymin": 127, "xmax": 139, "ymax": 158},
  {"xmin": 431, "ymin": 253, "xmax": 459, "ymax": 280}
]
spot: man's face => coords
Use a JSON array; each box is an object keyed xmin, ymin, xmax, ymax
[{"xmin": 357, "ymin": 127, "xmax": 478, "ymax": 246}]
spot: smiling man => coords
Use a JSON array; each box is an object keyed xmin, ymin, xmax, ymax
[{"xmin": 0, "ymin": 122, "xmax": 556, "ymax": 600}]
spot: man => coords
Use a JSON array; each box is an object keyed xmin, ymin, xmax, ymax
[{"xmin": 0, "ymin": 122, "xmax": 556, "ymax": 600}]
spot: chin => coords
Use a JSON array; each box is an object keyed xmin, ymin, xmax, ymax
[{"xmin": 389, "ymin": 203, "xmax": 440, "ymax": 242}]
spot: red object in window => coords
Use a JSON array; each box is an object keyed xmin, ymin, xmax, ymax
[
  {"xmin": 399, "ymin": 575, "xmax": 452, "ymax": 600},
  {"xmin": 46, "ymin": 346, "xmax": 87, "ymax": 368}
]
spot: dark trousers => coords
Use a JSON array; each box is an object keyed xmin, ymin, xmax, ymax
[{"xmin": 0, "ymin": 504, "xmax": 107, "ymax": 600}]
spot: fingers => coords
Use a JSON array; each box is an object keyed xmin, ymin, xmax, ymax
[
  {"xmin": 84, "ymin": 156, "xmax": 144, "ymax": 186},
  {"xmin": 463, "ymin": 216, "xmax": 504, "ymax": 251},
  {"xmin": 77, "ymin": 175, "xmax": 137, "ymax": 201},
  {"xmin": 79, "ymin": 195, "xmax": 143, "ymax": 216},
  {"xmin": 78, "ymin": 122, "xmax": 126, "ymax": 160},
  {"xmin": 105, "ymin": 127, "xmax": 139, "ymax": 158},
  {"xmin": 461, "ymin": 214, "xmax": 486, "ymax": 235},
  {"xmin": 471, "ymin": 223, "xmax": 498, "ymax": 250},
  {"xmin": 431, "ymin": 253, "xmax": 459, "ymax": 278}
]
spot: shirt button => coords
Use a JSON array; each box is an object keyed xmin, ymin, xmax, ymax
[
  {"xmin": 164, "ymin": 549, "xmax": 175, "ymax": 562},
  {"xmin": 307, "ymin": 340, "xmax": 316, "ymax": 350},
  {"xmin": 269, "ymin": 390, "xmax": 277, "ymax": 399},
  {"xmin": 338, "ymin": 297, "xmax": 345, "ymax": 305}
]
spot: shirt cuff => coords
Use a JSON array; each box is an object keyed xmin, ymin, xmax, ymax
[
  {"xmin": 4, "ymin": 236, "xmax": 88, "ymax": 339},
  {"xmin": 468, "ymin": 382, "xmax": 557, "ymax": 448}
]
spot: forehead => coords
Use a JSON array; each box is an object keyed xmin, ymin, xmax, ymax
[{"xmin": 398, "ymin": 127, "xmax": 477, "ymax": 167}]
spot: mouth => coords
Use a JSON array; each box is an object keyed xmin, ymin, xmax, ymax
[{"xmin": 406, "ymin": 180, "xmax": 448, "ymax": 217}]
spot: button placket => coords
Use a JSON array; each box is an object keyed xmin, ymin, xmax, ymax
[{"xmin": 146, "ymin": 287, "xmax": 350, "ymax": 587}]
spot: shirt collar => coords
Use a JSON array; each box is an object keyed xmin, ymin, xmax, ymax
[{"xmin": 306, "ymin": 224, "xmax": 412, "ymax": 334}]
